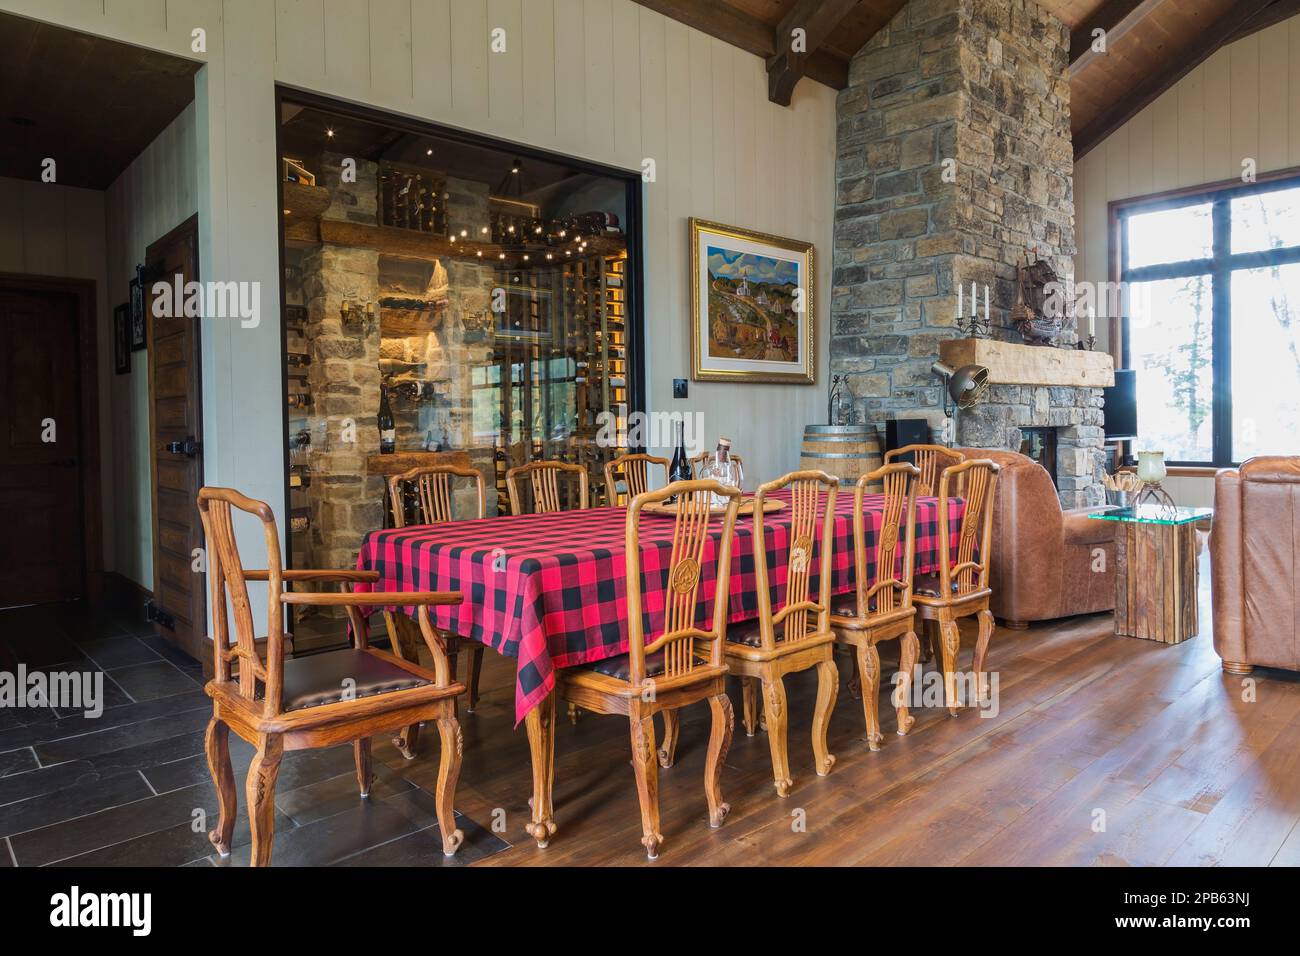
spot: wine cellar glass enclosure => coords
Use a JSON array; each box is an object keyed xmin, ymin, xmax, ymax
[{"xmin": 276, "ymin": 92, "xmax": 644, "ymax": 651}]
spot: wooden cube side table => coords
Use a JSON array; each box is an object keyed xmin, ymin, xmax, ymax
[{"xmin": 1088, "ymin": 505, "xmax": 1213, "ymax": 644}]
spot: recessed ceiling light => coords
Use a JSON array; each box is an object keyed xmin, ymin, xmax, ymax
[
  {"xmin": 326, "ymin": 127, "xmax": 335, "ymax": 138},
  {"xmin": 426, "ymin": 148, "xmax": 433, "ymax": 155}
]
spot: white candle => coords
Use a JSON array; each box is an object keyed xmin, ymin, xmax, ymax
[
  {"xmin": 1088, "ymin": 309, "xmax": 1096, "ymax": 338},
  {"xmin": 957, "ymin": 283, "xmax": 963, "ymax": 319},
  {"xmin": 984, "ymin": 284, "xmax": 989, "ymax": 323}
]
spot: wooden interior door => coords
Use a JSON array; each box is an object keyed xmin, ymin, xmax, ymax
[
  {"xmin": 146, "ymin": 215, "xmax": 206, "ymax": 661},
  {"xmin": 0, "ymin": 288, "xmax": 84, "ymax": 606}
]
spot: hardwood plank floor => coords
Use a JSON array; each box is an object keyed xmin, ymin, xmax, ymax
[{"xmin": 3, "ymin": 551, "xmax": 1298, "ymax": 866}]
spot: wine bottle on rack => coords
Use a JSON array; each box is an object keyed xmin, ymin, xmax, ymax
[
  {"xmin": 287, "ymin": 392, "xmax": 313, "ymax": 409},
  {"xmin": 378, "ymin": 384, "xmax": 396, "ymax": 454},
  {"xmin": 286, "ymin": 352, "xmax": 311, "ymax": 368}
]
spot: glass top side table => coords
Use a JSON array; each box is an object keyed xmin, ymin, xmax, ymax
[
  {"xmin": 1088, "ymin": 506, "xmax": 1212, "ymax": 643},
  {"xmin": 1088, "ymin": 505, "xmax": 1213, "ymax": 526}
]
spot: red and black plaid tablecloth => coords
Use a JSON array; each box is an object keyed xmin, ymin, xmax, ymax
[{"xmin": 356, "ymin": 490, "xmax": 965, "ymax": 724}]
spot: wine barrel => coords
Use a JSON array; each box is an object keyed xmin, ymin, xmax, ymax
[{"xmin": 800, "ymin": 424, "xmax": 883, "ymax": 488}]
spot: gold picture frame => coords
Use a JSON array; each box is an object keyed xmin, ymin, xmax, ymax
[{"xmin": 690, "ymin": 217, "xmax": 815, "ymax": 385}]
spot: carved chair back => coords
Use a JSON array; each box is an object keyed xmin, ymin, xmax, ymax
[
  {"xmin": 884, "ymin": 444, "xmax": 964, "ymax": 497},
  {"xmin": 936, "ymin": 459, "xmax": 1000, "ymax": 596},
  {"xmin": 624, "ymin": 480, "xmax": 741, "ymax": 686},
  {"xmin": 849, "ymin": 462, "xmax": 920, "ymax": 620},
  {"xmin": 386, "ymin": 464, "xmax": 486, "ymax": 527},
  {"xmin": 197, "ymin": 487, "xmax": 287, "ymax": 719},
  {"xmin": 505, "ymin": 460, "xmax": 590, "ymax": 515},
  {"xmin": 751, "ymin": 470, "xmax": 838, "ymax": 651},
  {"xmin": 604, "ymin": 453, "xmax": 670, "ymax": 507}
]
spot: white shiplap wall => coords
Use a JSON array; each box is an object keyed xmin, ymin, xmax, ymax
[
  {"xmin": 1074, "ymin": 15, "xmax": 1300, "ymax": 505},
  {"xmin": 103, "ymin": 103, "xmax": 199, "ymax": 588},
  {"xmin": 0, "ymin": 176, "xmax": 114, "ymax": 567},
  {"xmin": 0, "ymin": 0, "xmax": 836, "ymax": 610},
  {"xmin": 270, "ymin": 0, "xmax": 837, "ymax": 478}
]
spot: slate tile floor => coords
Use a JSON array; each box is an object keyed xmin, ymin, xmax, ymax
[{"xmin": 0, "ymin": 602, "xmax": 507, "ymax": 867}]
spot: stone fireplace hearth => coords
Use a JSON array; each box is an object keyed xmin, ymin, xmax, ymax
[{"xmin": 959, "ymin": 384, "xmax": 1106, "ymax": 507}]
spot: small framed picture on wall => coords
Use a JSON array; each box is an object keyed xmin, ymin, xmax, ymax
[
  {"xmin": 129, "ymin": 274, "xmax": 146, "ymax": 350},
  {"xmin": 114, "ymin": 303, "xmax": 131, "ymax": 375}
]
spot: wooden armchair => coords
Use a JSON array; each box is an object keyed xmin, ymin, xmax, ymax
[
  {"xmin": 197, "ymin": 487, "xmax": 466, "ymax": 866},
  {"xmin": 603, "ymin": 453, "xmax": 670, "ymax": 507},
  {"xmin": 884, "ymin": 444, "xmax": 964, "ymax": 496},
  {"xmin": 386, "ymin": 464, "xmax": 487, "ymax": 724},
  {"xmin": 912, "ymin": 459, "xmax": 999, "ymax": 715},
  {"xmin": 555, "ymin": 479, "xmax": 742, "ymax": 859},
  {"xmin": 829, "ymin": 462, "xmax": 921, "ymax": 749},
  {"xmin": 724, "ymin": 470, "xmax": 839, "ymax": 797},
  {"xmin": 505, "ymin": 460, "xmax": 589, "ymax": 514}
]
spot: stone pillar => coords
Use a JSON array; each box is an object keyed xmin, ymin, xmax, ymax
[{"xmin": 833, "ymin": 0, "xmax": 1100, "ymax": 504}]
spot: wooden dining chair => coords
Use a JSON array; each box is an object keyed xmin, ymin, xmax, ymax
[
  {"xmin": 505, "ymin": 460, "xmax": 589, "ymax": 514},
  {"xmin": 689, "ymin": 450, "xmax": 744, "ymax": 478},
  {"xmin": 555, "ymin": 479, "xmax": 742, "ymax": 859},
  {"xmin": 386, "ymin": 463, "xmax": 487, "ymax": 528},
  {"xmin": 829, "ymin": 462, "xmax": 921, "ymax": 750},
  {"xmin": 912, "ymin": 459, "xmax": 1000, "ymax": 715},
  {"xmin": 197, "ymin": 487, "xmax": 466, "ymax": 866},
  {"xmin": 721, "ymin": 470, "xmax": 839, "ymax": 797},
  {"xmin": 385, "ymin": 464, "xmax": 487, "ymax": 745},
  {"xmin": 884, "ymin": 444, "xmax": 964, "ymax": 496},
  {"xmin": 603, "ymin": 453, "xmax": 670, "ymax": 507}
]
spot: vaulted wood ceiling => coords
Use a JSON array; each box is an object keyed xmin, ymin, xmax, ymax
[
  {"xmin": 631, "ymin": 0, "xmax": 1300, "ymax": 158},
  {"xmin": 0, "ymin": 11, "xmax": 199, "ymax": 189}
]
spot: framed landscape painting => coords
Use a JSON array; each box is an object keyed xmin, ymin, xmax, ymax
[{"xmin": 690, "ymin": 217, "xmax": 814, "ymax": 384}]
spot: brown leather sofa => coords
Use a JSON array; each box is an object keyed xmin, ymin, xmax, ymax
[
  {"xmin": 1210, "ymin": 456, "xmax": 1300, "ymax": 674},
  {"xmin": 955, "ymin": 448, "xmax": 1116, "ymax": 627}
]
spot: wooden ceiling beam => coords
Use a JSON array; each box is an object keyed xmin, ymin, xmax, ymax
[
  {"xmin": 1073, "ymin": 0, "xmax": 1279, "ymax": 160},
  {"xmin": 767, "ymin": 0, "xmax": 862, "ymax": 105},
  {"xmin": 630, "ymin": 0, "xmax": 852, "ymax": 102},
  {"xmin": 1068, "ymin": 0, "xmax": 1162, "ymax": 77}
]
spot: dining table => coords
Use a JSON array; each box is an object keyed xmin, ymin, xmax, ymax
[{"xmin": 356, "ymin": 486, "xmax": 966, "ymax": 846}]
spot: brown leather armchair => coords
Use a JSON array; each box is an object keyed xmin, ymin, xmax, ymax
[
  {"xmin": 955, "ymin": 448, "xmax": 1116, "ymax": 627},
  {"xmin": 1210, "ymin": 456, "xmax": 1300, "ymax": 674}
]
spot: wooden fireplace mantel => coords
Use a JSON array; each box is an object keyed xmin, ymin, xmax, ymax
[{"xmin": 938, "ymin": 338, "xmax": 1115, "ymax": 388}]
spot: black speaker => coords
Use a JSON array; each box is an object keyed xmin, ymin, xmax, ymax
[{"xmin": 885, "ymin": 418, "xmax": 930, "ymax": 453}]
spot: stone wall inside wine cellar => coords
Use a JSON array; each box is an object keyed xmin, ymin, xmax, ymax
[
  {"xmin": 831, "ymin": 0, "xmax": 1104, "ymax": 506},
  {"xmin": 292, "ymin": 159, "xmax": 499, "ymax": 572}
]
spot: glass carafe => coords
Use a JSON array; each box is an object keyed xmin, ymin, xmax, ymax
[{"xmin": 697, "ymin": 437, "xmax": 743, "ymax": 508}]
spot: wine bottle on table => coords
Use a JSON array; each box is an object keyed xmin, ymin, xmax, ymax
[
  {"xmin": 668, "ymin": 420, "xmax": 690, "ymax": 502},
  {"xmin": 378, "ymin": 384, "xmax": 396, "ymax": 454}
]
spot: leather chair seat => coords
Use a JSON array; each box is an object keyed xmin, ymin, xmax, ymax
[
  {"xmin": 913, "ymin": 572, "xmax": 960, "ymax": 598},
  {"xmin": 830, "ymin": 595, "xmax": 879, "ymax": 617},
  {"xmin": 278, "ymin": 649, "xmax": 430, "ymax": 712},
  {"xmin": 726, "ymin": 618, "xmax": 767, "ymax": 647},
  {"xmin": 579, "ymin": 650, "xmax": 666, "ymax": 682}
]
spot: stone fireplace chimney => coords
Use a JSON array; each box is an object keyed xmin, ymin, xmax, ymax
[{"xmin": 832, "ymin": 0, "xmax": 1105, "ymax": 506}]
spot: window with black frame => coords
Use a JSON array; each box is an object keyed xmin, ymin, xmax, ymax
[{"xmin": 1118, "ymin": 175, "xmax": 1300, "ymax": 466}]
